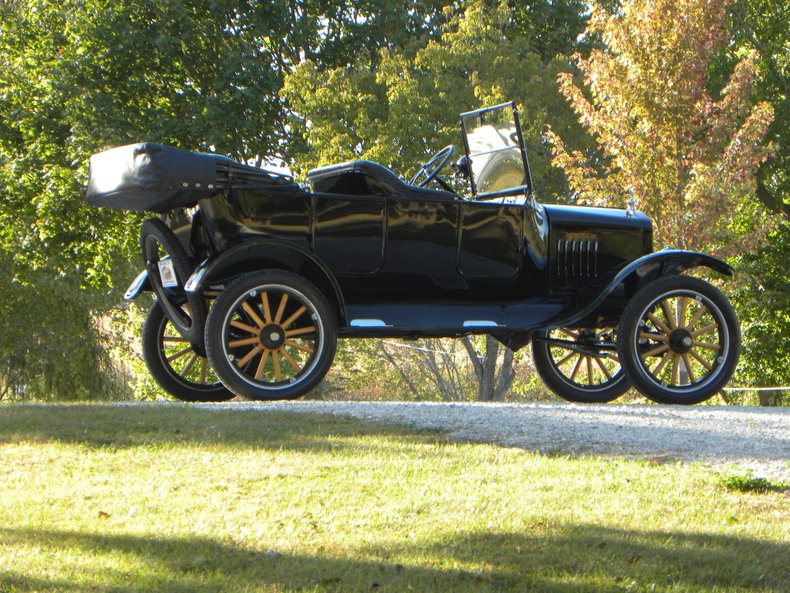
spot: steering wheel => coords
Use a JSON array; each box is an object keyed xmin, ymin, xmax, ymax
[{"xmin": 409, "ymin": 145, "xmax": 455, "ymax": 188}]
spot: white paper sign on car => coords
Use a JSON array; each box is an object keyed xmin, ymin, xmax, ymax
[{"xmin": 158, "ymin": 259, "xmax": 178, "ymax": 288}]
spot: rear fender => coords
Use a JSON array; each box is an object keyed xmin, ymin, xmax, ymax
[
  {"xmin": 185, "ymin": 239, "xmax": 346, "ymax": 325},
  {"xmin": 541, "ymin": 249, "xmax": 733, "ymax": 329}
]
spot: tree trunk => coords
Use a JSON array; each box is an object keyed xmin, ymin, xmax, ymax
[
  {"xmin": 758, "ymin": 389, "xmax": 782, "ymax": 407},
  {"xmin": 462, "ymin": 335, "xmax": 516, "ymax": 401}
]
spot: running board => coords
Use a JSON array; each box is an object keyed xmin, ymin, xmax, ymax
[{"xmin": 341, "ymin": 302, "xmax": 564, "ymax": 336}]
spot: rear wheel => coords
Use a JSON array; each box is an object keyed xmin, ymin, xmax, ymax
[
  {"xmin": 617, "ymin": 275, "xmax": 740, "ymax": 405},
  {"xmin": 532, "ymin": 327, "xmax": 630, "ymax": 403},
  {"xmin": 205, "ymin": 271, "xmax": 337, "ymax": 400},
  {"xmin": 142, "ymin": 302, "xmax": 234, "ymax": 402}
]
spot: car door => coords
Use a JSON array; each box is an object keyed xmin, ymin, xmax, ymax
[
  {"xmin": 311, "ymin": 172, "xmax": 386, "ymax": 275},
  {"xmin": 383, "ymin": 192, "xmax": 461, "ymax": 292},
  {"xmin": 457, "ymin": 197, "xmax": 524, "ymax": 280}
]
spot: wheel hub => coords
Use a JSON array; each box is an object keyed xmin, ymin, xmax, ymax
[
  {"xmin": 260, "ymin": 323, "xmax": 286, "ymax": 350},
  {"xmin": 668, "ymin": 328, "xmax": 694, "ymax": 354}
]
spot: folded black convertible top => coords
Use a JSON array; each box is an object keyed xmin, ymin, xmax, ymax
[{"xmin": 86, "ymin": 143, "xmax": 295, "ymax": 213}]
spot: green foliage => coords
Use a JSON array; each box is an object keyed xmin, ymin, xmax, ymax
[
  {"xmin": 0, "ymin": 0, "xmax": 786, "ymax": 400},
  {"xmin": 729, "ymin": 220, "xmax": 790, "ymax": 400},
  {"xmin": 282, "ymin": 0, "xmax": 591, "ymax": 202},
  {"xmin": 548, "ymin": 0, "xmax": 775, "ymax": 255},
  {"xmin": 726, "ymin": 0, "xmax": 790, "ymax": 215},
  {"xmin": 0, "ymin": 0, "xmax": 451, "ymax": 400},
  {"xmin": 720, "ymin": 472, "xmax": 787, "ymax": 493}
]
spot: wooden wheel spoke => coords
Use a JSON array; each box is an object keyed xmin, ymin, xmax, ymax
[
  {"xmin": 686, "ymin": 304, "xmax": 709, "ymax": 332},
  {"xmin": 661, "ymin": 300, "xmax": 677, "ymax": 330},
  {"xmin": 200, "ymin": 358, "xmax": 208, "ymax": 383},
  {"xmin": 274, "ymin": 293, "xmax": 289, "ymax": 324},
  {"xmin": 281, "ymin": 305, "xmax": 307, "ymax": 329},
  {"xmin": 272, "ymin": 350, "xmax": 283, "ymax": 381},
  {"xmin": 166, "ymin": 346, "xmax": 193, "ymax": 363},
  {"xmin": 691, "ymin": 323, "xmax": 718, "ymax": 338},
  {"xmin": 242, "ymin": 302, "xmax": 265, "ymax": 328},
  {"xmin": 285, "ymin": 325, "xmax": 316, "ymax": 338},
  {"xmin": 671, "ymin": 354, "xmax": 680, "ymax": 385},
  {"xmin": 570, "ymin": 354, "xmax": 584, "ymax": 382},
  {"xmin": 595, "ymin": 357, "xmax": 613, "ymax": 380},
  {"xmin": 254, "ymin": 350, "xmax": 270, "ymax": 381},
  {"xmin": 181, "ymin": 353, "xmax": 198, "ymax": 377},
  {"xmin": 284, "ymin": 339, "xmax": 314, "ymax": 354},
  {"xmin": 640, "ymin": 331, "xmax": 667, "ymax": 342},
  {"xmin": 261, "ymin": 292, "xmax": 273, "ymax": 324},
  {"xmin": 689, "ymin": 349, "xmax": 712, "ymax": 371},
  {"xmin": 643, "ymin": 343, "xmax": 669, "ymax": 358},
  {"xmin": 163, "ymin": 335, "xmax": 188, "ymax": 343},
  {"xmin": 280, "ymin": 348, "xmax": 303, "ymax": 373},
  {"xmin": 230, "ymin": 319, "xmax": 260, "ymax": 335},
  {"xmin": 646, "ymin": 313, "xmax": 672, "ymax": 335},
  {"xmin": 560, "ymin": 329, "xmax": 580, "ymax": 339},
  {"xmin": 237, "ymin": 344, "xmax": 264, "ymax": 368},
  {"xmin": 652, "ymin": 351, "xmax": 672, "ymax": 376},
  {"xmin": 554, "ymin": 349, "xmax": 577, "ymax": 368},
  {"xmin": 228, "ymin": 336, "xmax": 260, "ymax": 348},
  {"xmin": 585, "ymin": 355, "xmax": 593, "ymax": 385},
  {"xmin": 681, "ymin": 354, "xmax": 696, "ymax": 384},
  {"xmin": 678, "ymin": 297, "xmax": 689, "ymax": 328},
  {"xmin": 693, "ymin": 341, "xmax": 720, "ymax": 351}
]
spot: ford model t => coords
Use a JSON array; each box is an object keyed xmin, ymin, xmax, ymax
[{"xmin": 87, "ymin": 102, "xmax": 740, "ymax": 405}]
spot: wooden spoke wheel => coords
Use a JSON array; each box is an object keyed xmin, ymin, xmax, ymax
[
  {"xmin": 532, "ymin": 327, "xmax": 630, "ymax": 403},
  {"xmin": 617, "ymin": 275, "xmax": 740, "ymax": 405},
  {"xmin": 205, "ymin": 271, "xmax": 337, "ymax": 400},
  {"xmin": 140, "ymin": 218, "xmax": 206, "ymax": 346},
  {"xmin": 142, "ymin": 302, "xmax": 234, "ymax": 402}
]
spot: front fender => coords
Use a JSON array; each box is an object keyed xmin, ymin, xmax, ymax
[{"xmin": 540, "ymin": 249, "xmax": 733, "ymax": 329}]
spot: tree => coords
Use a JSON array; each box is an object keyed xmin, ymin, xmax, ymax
[
  {"xmin": 283, "ymin": 0, "xmax": 590, "ymax": 202},
  {"xmin": 0, "ymin": 0, "xmax": 458, "ymax": 399},
  {"xmin": 281, "ymin": 0, "xmax": 589, "ymax": 401},
  {"xmin": 547, "ymin": 0, "xmax": 775, "ymax": 255},
  {"xmin": 728, "ymin": 220, "xmax": 790, "ymax": 405},
  {"xmin": 375, "ymin": 337, "xmax": 516, "ymax": 402},
  {"xmin": 726, "ymin": 0, "xmax": 789, "ymax": 215}
]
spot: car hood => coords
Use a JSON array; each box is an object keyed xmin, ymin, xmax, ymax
[{"xmin": 542, "ymin": 203, "xmax": 652, "ymax": 231}]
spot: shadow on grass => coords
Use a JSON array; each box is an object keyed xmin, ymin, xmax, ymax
[
  {"xmin": 1, "ymin": 525, "xmax": 787, "ymax": 593},
  {"xmin": 0, "ymin": 403, "xmax": 441, "ymax": 454}
]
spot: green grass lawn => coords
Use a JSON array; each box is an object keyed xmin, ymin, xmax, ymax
[{"xmin": 0, "ymin": 403, "xmax": 787, "ymax": 593}]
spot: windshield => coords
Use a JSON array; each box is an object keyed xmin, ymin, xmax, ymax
[{"xmin": 461, "ymin": 102, "xmax": 532, "ymax": 199}]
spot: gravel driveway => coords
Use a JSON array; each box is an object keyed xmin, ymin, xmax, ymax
[{"xmin": 210, "ymin": 401, "xmax": 790, "ymax": 481}]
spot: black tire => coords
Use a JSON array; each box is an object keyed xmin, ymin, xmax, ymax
[
  {"xmin": 532, "ymin": 327, "xmax": 630, "ymax": 403},
  {"xmin": 140, "ymin": 218, "xmax": 207, "ymax": 346},
  {"xmin": 617, "ymin": 275, "xmax": 740, "ymax": 405},
  {"xmin": 205, "ymin": 271, "xmax": 337, "ymax": 400},
  {"xmin": 142, "ymin": 302, "xmax": 234, "ymax": 402}
]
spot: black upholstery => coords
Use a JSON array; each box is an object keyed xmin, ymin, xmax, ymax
[{"xmin": 307, "ymin": 160, "xmax": 457, "ymax": 202}]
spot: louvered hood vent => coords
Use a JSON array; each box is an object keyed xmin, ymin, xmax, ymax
[{"xmin": 557, "ymin": 239, "xmax": 599, "ymax": 280}]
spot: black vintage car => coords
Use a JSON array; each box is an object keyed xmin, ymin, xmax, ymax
[{"xmin": 87, "ymin": 102, "xmax": 740, "ymax": 405}]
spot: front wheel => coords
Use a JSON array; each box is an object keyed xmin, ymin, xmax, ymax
[
  {"xmin": 205, "ymin": 271, "xmax": 337, "ymax": 400},
  {"xmin": 617, "ymin": 275, "xmax": 740, "ymax": 405},
  {"xmin": 532, "ymin": 327, "xmax": 630, "ymax": 403}
]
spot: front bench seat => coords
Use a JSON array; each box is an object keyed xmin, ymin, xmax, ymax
[{"xmin": 307, "ymin": 160, "xmax": 457, "ymax": 202}]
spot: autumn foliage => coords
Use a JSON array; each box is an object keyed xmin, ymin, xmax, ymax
[{"xmin": 548, "ymin": 0, "xmax": 774, "ymax": 254}]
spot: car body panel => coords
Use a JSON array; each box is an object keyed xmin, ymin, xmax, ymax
[{"xmin": 108, "ymin": 101, "xmax": 733, "ymax": 351}]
